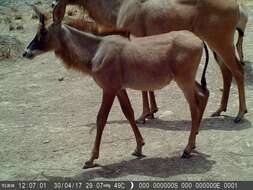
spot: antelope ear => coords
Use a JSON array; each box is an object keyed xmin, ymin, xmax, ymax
[
  {"xmin": 53, "ymin": 1, "xmax": 66, "ymax": 25},
  {"xmin": 29, "ymin": 4, "xmax": 46, "ymax": 26}
]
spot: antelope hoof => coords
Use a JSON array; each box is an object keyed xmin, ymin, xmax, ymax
[
  {"xmin": 83, "ymin": 161, "xmax": 99, "ymax": 169},
  {"xmin": 147, "ymin": 108, "xmax": 158, "ymax": 120},
  {"xmin": 151, "ymin": 108, "xmax": 158, "ymax": 114},
  {"xmin": 211, "ymin": 107, "xmax": 227, "ymax": 117},
  {"xmin": 211, "ymin": 111, "xmax": 221, "ymax": 117},
  {"xmin": 137, "ymin": 111, "xmax": 157, "ymax": 123},
  {"xmin": 136, "ymin": 118, "xmax": 146, "ymax": 124},
  {"xmin": 132, "ymin": 150, "xmax": 145, "ymax": 158},
  {"xmin": 181, "ymin": 150, "xmax": 192, "ymax": 159},
  {"xmin": 146, "ymin": 113, "xmax": 155, "ymax": 120},
  {"xmin": 234, "ymin": 117, "xmax": 242, "ymax": 124},
  {"xmin": 234, "ymin": 110, "xmax": 247, "ymax": 123}
]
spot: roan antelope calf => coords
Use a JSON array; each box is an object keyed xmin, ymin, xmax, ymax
[{"xmin": 23, "ymin": 6, "xmax": 209, "ymax": 169}]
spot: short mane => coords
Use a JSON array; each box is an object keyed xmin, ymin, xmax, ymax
[{"xmin": 64, "ymin": 19, "xmax": 130, "ymax": 38}]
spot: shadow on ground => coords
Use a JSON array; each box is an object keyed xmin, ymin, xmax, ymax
[
  {"xmin": 44, "ymin": 151, "xmax": 215, "ymax": 181},
  {"xmin": 86, "ymin": 116, "xmax": 252, "ymax": 132},
  {"xmin": 139, "ymin": 116, "xmax": 252, "ymax": 132}
]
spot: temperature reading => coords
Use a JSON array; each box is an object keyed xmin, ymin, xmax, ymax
[{"xmin": 114, "ymin": 182, "xmax": 125, "ymax": 189}]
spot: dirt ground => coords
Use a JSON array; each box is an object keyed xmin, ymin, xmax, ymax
[{"xmin": 0, "ymin": 1, "xmax": 253, "ymax": 181}]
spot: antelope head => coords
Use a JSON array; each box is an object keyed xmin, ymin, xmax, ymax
[{"xmin": 23, "ymin": 4, "xmax": 66, "ymax": 59}]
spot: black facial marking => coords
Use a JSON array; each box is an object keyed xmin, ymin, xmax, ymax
[{"xmin": 26, "ymin": 28, "xmax": 49, "ymax": 52}]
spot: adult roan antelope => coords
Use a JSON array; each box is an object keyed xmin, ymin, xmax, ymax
[
  {"xmin": 23, "ymin": 6, "xmax": 209, "ymax": 168},
  {"xmin": 52, "ymin": 0, "xmax": 248, "ymax": 123}
]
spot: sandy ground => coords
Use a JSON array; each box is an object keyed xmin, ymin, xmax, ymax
[{"xmin": 0, "ymin": 1, "xmax": 253, "ymax": 181}]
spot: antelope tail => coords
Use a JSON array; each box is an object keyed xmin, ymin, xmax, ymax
[{"xmin": 201, "ymin": 42, "xmax": 209, "ymax": 90}]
